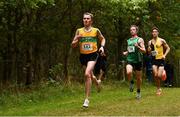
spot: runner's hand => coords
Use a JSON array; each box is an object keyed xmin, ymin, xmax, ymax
[
  {"xmin": 162, "ymin": 55, "xmax": 166, "ymax": 60},
  {"xmin": 123, "ymin": 51, "xmax": 128, "ymax": 56},
  {"xmin": 134, "ymin": 43, "xmax": 138, "ymax": 47},
  {"xmin": 71, "ymin": 34, "xmax": 82, "ymax": 48},
  {"xmin": 147, "ymin": 46, "xmax": 151, "ymax": 52},
  {"xmin": 99, "ymin": 47, "xmax": 104, "ymax": 55},
  {"xmin": 134, "ymin": 43, "xmax": 140, "ymax": 49},
  {"xmin": 74, "ymin": 34, "xmax": 82, "ymax": 41}
]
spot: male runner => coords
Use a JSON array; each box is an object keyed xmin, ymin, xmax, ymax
[
  {"xmin": 123, "ymin": 25, "xmax": 146, "ymax": 99},
  {"xmin": 71, "ymin": 12, "xmax": 105, "ymax": 107},
  {"xmin": 148, "ymin": 27, "xmax": 170, "ymax": 95}
]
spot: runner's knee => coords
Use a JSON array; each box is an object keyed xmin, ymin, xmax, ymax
[
  {"xmin": 85, "ymin": 72, "xmax": 91, "ymax": 78},
  {"xmin": 127, "ymin": 70, "xmax": 132, "ymax": 75},
  {"xmin": 157, "ymin": 74, "xmax": 162, "ymax": 78}
]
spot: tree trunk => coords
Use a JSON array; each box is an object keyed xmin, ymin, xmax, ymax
[{"xmin": 25, "ymin": 44, "xmax": 33, "ymax": 86}]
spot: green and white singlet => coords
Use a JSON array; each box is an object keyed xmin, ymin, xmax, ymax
[{"xmin": 126, "ymin": 37, "xmax": 143, "ymax": 63}]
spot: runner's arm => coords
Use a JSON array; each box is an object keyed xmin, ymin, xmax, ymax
[
  {"xmin": 162, "ymin": 39, "xmax": 170, "ymax": 57},
  {"xmin": 147, "ymin": 41, "xmax": 152, "ymax": 54},
  {"xmin": 136, "ymin": 38, "xmax": 146, "ymax": 53},
  {"xmin": 97, "ymin": 29, "xmax": 105, "ymax": 53},
  {"xmin": 123, "ymin": 40, "xmax": 128, "ymax": 56},
  {"xmin": 71, "ymin": 29, "xmax": 81, "ymax": 48}
]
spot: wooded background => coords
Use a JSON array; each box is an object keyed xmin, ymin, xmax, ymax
[{"xmin": 0, "ymin": 0, "xmax": 179, "ymax": 90}]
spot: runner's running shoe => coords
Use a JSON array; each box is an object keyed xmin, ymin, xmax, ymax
[
  {"xmin": 156, "ymin": 88, "xmax": 162, "ymax": 95},
  {"xmin": 136, "ymin": 92, "xmax": 141, "ymax": 99},
  {"xmin": 83, "ymin": 99, "xmax": 89, "ymax": 108},
  {"xmin": 97, "ymin": 79, "xmax": 101, "ymax": 92}
]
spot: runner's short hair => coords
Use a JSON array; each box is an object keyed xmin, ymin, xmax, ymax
[
  {"xmin": 152, "ymin": 26, "xmax": 159, "ymax": 32},
  {"xmin": 130, "ymin": 25, "xmax": 139, "ymax": 32},
  {"xmin": 83, "ymin": 12, "xmax": 93, "ymax": 20}
]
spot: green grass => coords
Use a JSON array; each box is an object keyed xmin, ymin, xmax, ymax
[{"xmin": 0, "ymin": 80, "xmax": 179, "ymax": 116}]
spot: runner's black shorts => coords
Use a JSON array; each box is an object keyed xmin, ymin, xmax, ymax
[
  {"xmin": 127, "ymin": 62, "xmax": 142, "ymax": 71},
  {"xmin": 152, "ymin": 59, "xmax": 165, "ymax": 67},
  {"xmin": 79, "ymin": 52, "xmax": 98, "ymax": 66}
]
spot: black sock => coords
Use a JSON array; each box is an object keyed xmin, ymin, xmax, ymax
[
  {"xmin": 137, "ymin": 89, "xmax": 140, "ymax": 93},
  {"xmin": 130, "ymin": 80, "xmax": 134, "ymax": 84}
]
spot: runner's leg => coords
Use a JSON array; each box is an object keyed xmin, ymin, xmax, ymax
[
  {"xmin": 126, "ymin": 64, "xmax": 134, "ymax": 92},
  {"xmin": 84, "ymin": 61, "xmax": 96, "ymax": 99},
  {"xmin": 135, "ymin": 70, "xmax": 142, "ymax": 99}
]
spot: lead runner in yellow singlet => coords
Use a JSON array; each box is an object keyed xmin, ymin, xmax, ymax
[{"xmin": 71, "ymin": 12, "xmax": 105, "ymax": 108}]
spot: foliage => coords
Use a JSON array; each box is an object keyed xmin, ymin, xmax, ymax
[
  {"xmin": 0, "ymin": 0, "xmax": 179, "ymax": 88},
  {"xmin": 49, "ymin": 63, "xmax": 64, "ymax": 81}
]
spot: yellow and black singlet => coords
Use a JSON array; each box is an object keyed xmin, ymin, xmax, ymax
[
  {"xmin": 78, "ymin": 27, "xmax": 100, "ymax": 54},
  {"xmin": 151, "ymin": 37, "xmax": 164, "ymax": 59}
]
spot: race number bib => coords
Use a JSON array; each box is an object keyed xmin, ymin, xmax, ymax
[
  {"xmin": 128, "ymin": 46, "xmax": 135, "ymax": 53},
  {"xmin": 82, "ymin": 44, "xmax": 92, "ymax": 51},
  {"xmin": 151, "ymin": 50, "xmax": 157, "ymax": 56}
]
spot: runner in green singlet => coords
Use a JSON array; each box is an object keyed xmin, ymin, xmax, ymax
[{"xmin": 123, "ymin": 25, "xmax": 146, "ymax": 99}]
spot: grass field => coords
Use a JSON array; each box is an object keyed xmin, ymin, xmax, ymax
[{"xmin": 0, "ymin": 80, "xmax": 179, "ymax": 116}]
